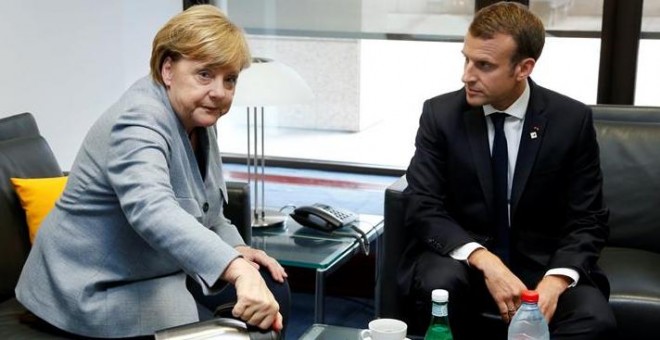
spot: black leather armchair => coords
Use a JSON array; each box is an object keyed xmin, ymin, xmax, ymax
[
  {"xmin": 378, "ymin": 105, "xmax": 660, "ymax": 339},
  {"xmin": 0, "ymin": 112, "xmax": 252, "ymax": 338}
]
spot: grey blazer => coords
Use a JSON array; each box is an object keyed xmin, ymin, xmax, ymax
[{"xmin": 15, "ymin": 76, "xmax": 246, "ymax": 338}]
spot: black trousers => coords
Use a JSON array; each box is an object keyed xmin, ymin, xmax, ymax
[
  {"xmin": 187, "ymin": 267, "xmax": 291, "ymax": 336},
  {"xmin": 404, "ymin": 251, "xmax": 616, "ymax": 340}
]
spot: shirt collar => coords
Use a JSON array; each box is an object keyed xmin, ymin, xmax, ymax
[{"xmin": 483, "ymin": 80, "xmax": 530, "ymax": 120}]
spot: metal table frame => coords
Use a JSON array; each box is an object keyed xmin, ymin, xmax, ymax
[{"xmin": 252, "ymin": 214, "xmax": 384, "ymax": 323}]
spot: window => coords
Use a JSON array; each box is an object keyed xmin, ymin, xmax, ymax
[
  {"xmin": 636, "ymin": 0, "xmax": 660, "ymax": 105},
  {"xmin": 531, "ymin": 0, "xmax": 603, "ymax": 33},
  {"xmin": 641, "ymin": 0, "xmax": 660, "ymax": 33},
  {"xmin": 215, "ymin": 0, "xmax": 605, "ymax": 169}
]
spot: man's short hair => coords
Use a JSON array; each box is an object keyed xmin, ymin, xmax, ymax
[{"xmin": 469, "ymin": 1, "xmax": 545, "ymax": 64}]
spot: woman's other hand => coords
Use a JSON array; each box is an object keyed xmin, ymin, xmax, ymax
[{"xmin": 235, "ymin": 245, "xmax": 288, "ymax": 283}]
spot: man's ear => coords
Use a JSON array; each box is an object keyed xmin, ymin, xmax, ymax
[
  {"xmin": 161, "ymin": 57, "xmax": 173, "ymax": 86},
  {"xmin": 516, "ymin": 58, "xmax": 536, "ymax": 81}
]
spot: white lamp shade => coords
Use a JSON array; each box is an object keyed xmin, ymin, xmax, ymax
[{"xmin": 233, "ymin": 57, "xmax": 315, "ymax": 107}]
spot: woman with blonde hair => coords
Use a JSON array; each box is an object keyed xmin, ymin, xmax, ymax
[{"xmin": 16, "ymin": 5, "xmax": 289, "ymax": 338}]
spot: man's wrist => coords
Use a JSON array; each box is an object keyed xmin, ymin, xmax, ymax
[
  {"xmin": 467, "ymin": 247, "xmax": 491, "ymax": 269},
  {"xmin": 450, "ymin": 242, "xmax": 484, "ymax": 262},
  {"xmin": 538, "ymin": 274, "xmax": 571, "ymax": 295},
  {"xmin": 545, "ymin": 268, "xmax": 579, "ymax": 288}
]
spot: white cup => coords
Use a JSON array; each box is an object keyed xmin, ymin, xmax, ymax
[{"xmin": 359, "ymin": 318, "xmax": 408, "ymax": 340}]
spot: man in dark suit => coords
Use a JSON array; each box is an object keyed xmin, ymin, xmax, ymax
[{"xmin": 399, "ymin": 2, "xmax": 616, "ymax": 339}]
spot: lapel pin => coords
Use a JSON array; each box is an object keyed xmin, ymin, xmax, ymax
[{"xmin": 530, "ymin": 126, "xmax": 540, "ymax": 139}]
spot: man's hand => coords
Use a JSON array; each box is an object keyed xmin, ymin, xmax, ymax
[
  {"xmin": 222, "ymin": 258, "xmax": 284, "ymax": 331},
  {"xmin": 235, "ymin": 245, "xmax": 288, "ymax": 283},
  {"xmin": 535, "ymin": 275, "xmax": 570, "ymax": 322},
  {"xmin": 468, "ymin": 248, "xmax": 527, "ymax": 323}
]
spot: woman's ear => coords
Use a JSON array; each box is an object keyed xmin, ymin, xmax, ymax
[{"xmin": 161, "ymin": 57, "xmax": 173, "ymax": 86}]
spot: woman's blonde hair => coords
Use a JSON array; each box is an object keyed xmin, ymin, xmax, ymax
[{"xmin": 150, "ymin": 5, "xmax": 251, "ymax": 85}]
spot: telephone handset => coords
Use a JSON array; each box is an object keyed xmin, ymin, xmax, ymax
[{"xmin": 290, "ymin": 203, "xmax": 358, "ymax": 232}]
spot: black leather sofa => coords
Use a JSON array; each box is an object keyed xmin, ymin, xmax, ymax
[
  {"xmin": 378, "ymin": 105, "xmax": 660, "ymax": 339},
  {"xmin": 0, "ymin": 112, "xmax": 252, "ymax": 338}
]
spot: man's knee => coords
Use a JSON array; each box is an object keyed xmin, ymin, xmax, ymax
[
  {"xmin": 590, "ymin": 307, "xmax": 617, "ymax": 340},
  {"xmin": 406, "ymin": 254, "xmax": 480, "ymax": 337},
  {"xmin": 413, "ymin": 253, "xmax": 470, "ymax": 296},
  {"xmin": 552, "ymin": 286, "xmax": 617, "ymax": 340}
]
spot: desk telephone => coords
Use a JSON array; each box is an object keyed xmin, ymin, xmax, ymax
[
  {"xmin": 290, "ymin": 203, "xmax": 358, "ymax": 232},
  {"xmin": 290, "ymin": 203, "xmax": 369, "ymax": 255}
]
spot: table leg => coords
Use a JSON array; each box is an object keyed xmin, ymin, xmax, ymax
[
  {"xmin": 374, "ymin": 233, "xmax": 384, "ymax": 317},
  {"xmin": 314, "ymin": 269, "xmax": 325, "ymax": 323}
]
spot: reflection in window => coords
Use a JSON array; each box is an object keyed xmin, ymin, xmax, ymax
[
  {"xmin": 222, "ymin": 0, "xmax": 475, "ymax": 38},
  {"xmin": 215, "ymin": 0, "xmax": 604, "ymax": 169},
  {"xmin": 530, "ymin": 0, "xmax": 603, "ymax": 32},
  {"xmin": 643, "ymin": 0, "xmax": 660, "ymax": 32},
  {"xmin": 637, "ymin": 1, "xmax": 660, "ymax": 105}
]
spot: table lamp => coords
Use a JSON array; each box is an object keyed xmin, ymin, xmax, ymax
[{"xmin": 233, "ymin": 57, "xmax": 314, "ymax": 227}]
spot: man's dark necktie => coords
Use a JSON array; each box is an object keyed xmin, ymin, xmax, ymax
[{"xmin": 491, "ymin": 112, "xmax": 510, "ymax": 262}]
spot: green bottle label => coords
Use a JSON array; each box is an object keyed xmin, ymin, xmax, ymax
[{"xmin": 432, "ymin": 303, "xmax": 448, "ymax": 317}]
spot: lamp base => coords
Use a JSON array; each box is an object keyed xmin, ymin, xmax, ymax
[{"xmin": 251, "ymin": 208, "xmax": 287, "ymax": 228}]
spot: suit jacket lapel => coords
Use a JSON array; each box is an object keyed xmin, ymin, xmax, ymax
[
  {"xmin": 511, "ymin": 83, "xmax": 547, "ymax": 220},
  {"xmin": 464, "ymin": 106, "xmax": 494, "ymax": 215}
]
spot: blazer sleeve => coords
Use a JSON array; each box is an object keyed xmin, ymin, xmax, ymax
[
  {"xmin": 548, "ymin": 107, "xmax": 609, "ymax": 275},
  {"xmin": 212, "ymin": 214, "xmax": 246, "ymax": 248},
  {"xmin": 106, "ymin": 112, "xmax": 240, "ymax": 293},
  {"xmin": 405, "ymin": 98, "xmax": 478, "ymax": 255}
]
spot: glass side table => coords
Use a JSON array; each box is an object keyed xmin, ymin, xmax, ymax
[
  {"xmin": 299, "ymin": 324, "xmax": 362, "ymax": 340},
  {"xmin": 252, "ymin": 214, "xmax": 384, "ymax": 323},
  {"xmin": 300, "ymin": 324, "xmax": 422, "ymax": 340}
]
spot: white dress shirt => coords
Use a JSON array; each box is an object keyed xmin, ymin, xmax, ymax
[{"xmin": 450, "ymin": 81, "xmax": 579, "ymax": 287}]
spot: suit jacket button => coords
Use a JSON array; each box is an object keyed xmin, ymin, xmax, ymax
[{"xmin": 203, "ymin": 202, "xmax": 209, "ymax": 212}]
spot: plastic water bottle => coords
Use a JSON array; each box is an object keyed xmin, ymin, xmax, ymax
[
  {"xmin": 424, "ymin": 289, "xmax": 453, "ymax": 340},
  {"xmin": 508, "ymin": 290, "xmax": 549, "ymax": 340}
]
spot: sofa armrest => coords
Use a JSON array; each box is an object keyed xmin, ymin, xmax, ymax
[
  {"xmin": 224, "ymin": 181, "xmax": 251, "ymax": 245},
  {"xmin": 378, "ymin": 175, "xmax": 409, "ymax": 319},
  {"xmin": 0, "ymin": 112, "xmax": 40, "ymax": 141}
]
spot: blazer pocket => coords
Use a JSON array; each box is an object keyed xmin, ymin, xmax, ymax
[
  {"xmin": 530, "ymin": 165, "xmax": 562, "ymax": 177},
  {"xmin": 176, "ymin": 197, "xmax": 203, "ymax": 219}
]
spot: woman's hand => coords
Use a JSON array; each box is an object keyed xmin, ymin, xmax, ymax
[
  {"xmin": 235, "ymin": 245, "xmax": 288, "ymax": 283},
  {"xmin": 223, "ymin": 258, "xmax": 284, "ymax": 331}
]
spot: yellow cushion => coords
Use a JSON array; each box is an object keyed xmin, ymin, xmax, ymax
[{"xmin": 10, "ymin": 176, "xmax": 67, "ymax": 244}]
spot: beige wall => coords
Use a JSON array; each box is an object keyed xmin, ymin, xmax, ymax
[{"xmin": 0, "ymin": 0, "xmax": 181, "ymax": 169}]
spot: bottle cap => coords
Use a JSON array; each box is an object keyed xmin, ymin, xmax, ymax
[
  {"xmin": 521, "ymin": 290, "xmax": 539, "ymax": 303},
  {"xmin": 431, "ymin": 289, "xmax": 449, "ymax": 302}
]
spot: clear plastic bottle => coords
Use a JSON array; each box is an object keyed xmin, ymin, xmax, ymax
[
  {"xmin": 508, "ymin": 290, "xmax": 550, "ymax": 340},
  {"xmin": 424, "ymin": 289, "xmax": 453, "ymax": 340}
]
